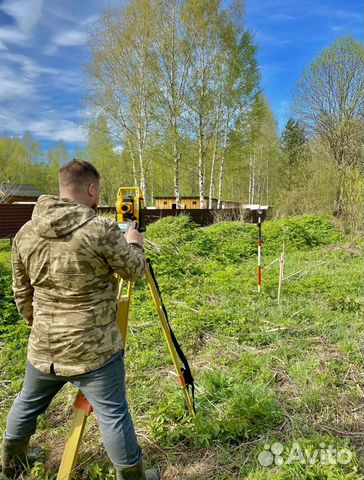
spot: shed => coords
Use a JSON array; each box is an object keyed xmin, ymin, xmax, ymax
[
  {"xmin": 0, "ymin": 183, "xmax": 42, "ymax": 204},
  {"xmin": 154, "ymin": 196, "xmax": 218, "ymax": 209}
]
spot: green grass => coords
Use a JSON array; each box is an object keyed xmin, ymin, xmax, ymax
[
  {"xmin": 0, "ymin": 239, "xmax": 11, "ymax": 270},
  {"xmin": 0, "ymin": 216, "xmax": 363, "ymax": 479}
]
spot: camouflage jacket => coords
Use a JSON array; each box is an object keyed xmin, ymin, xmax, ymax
[{"xmin": 12, "ymin": 195, "xmax": 146, "ymax": 376}]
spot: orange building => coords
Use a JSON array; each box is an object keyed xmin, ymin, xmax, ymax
[{"xmin": 154, "ymin": 196, "xmax": 218, "ymax": 209}]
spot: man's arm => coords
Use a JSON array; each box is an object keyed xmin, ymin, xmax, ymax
[
  {"xmin": 12, "ymin": 240, "xmax": 34, "ymax": 326},
  {"xmin": 98, "ymin": 222, "xmax": 147, "ymax": 282}
]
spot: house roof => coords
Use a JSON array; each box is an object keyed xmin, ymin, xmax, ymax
[
  {"xmin": 154, "ymin": 196, "xmax": 218, "ymax": 200},
  {"xmin": 0, "ymin": 183, "xmax": 42, "ymax": 198}
]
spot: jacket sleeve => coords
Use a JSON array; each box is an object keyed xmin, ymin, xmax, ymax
[
  {"xmin": 12, "ymin": 240, "xmax": 34, "ymax": 326},
  {"xmin": 98, "ymin": 221, "xmax": 147, "ymax": 282}
]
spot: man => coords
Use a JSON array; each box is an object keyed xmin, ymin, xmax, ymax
[{"xmin": 0, "ymin": 159, "xmax": 159, "ymax": 480}]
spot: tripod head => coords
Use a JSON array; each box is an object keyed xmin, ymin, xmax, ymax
[{"xmin": 116, "ymin": 187, "xmax": 146, "ymax": 233}]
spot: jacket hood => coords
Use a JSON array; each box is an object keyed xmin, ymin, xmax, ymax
[{"xmin": 32, "ymin": 195, "xmax": 97, "ymax": 238}]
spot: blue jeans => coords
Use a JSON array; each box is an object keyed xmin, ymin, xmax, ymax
[{"xmin": 5, "ymin": 350, "xmax": 141, "ymax": 467}]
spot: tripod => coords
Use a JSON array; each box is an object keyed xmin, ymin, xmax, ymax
[{"xmin": 56, "ymin": 260, "xmax": 195, "ymax": 480}]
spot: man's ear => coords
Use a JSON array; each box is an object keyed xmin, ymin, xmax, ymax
[{"xmin": 88, "ymin": 183, "xmax": 95, "ymax": 196}]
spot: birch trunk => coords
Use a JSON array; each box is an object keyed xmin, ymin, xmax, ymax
[
  {"xmin": 198, "ymin": 122, "xmax": 205, "ymax": 209},
  {"xmin": 249, "ymin": 152, "xmax": 256, "ymax": 204},
  {"xmin": 138, "ymin": 149, "xmax": 147, "ymax": 204},
  {"xmin": 266, "ymin": 154, "xmax": 269, "ymax": 204},
  {"xmin": 127, "ymin": 138, "xmax": 138, "ymax": 186},
  {"xmin": 136, "ymin": 127, "xmax": 147, "ymax": 204},
  {"xmin": 209, "ymin": 138, "xmax": 218, "ymax": 209},
  {"xmin": 173, "ymin": 134, "xmax": 181, "ymax": 209},
  {"xmin": 209, "ymin": 106, "xmax": 222, "ymax": 208},
  {"xmin": 217, "ymin": 129, "xmax": 228, "ymax": 209}
]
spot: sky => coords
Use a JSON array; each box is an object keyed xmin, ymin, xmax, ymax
[
  {"xmin": 0, "ymin": 0, "xmax": 362, "ymax": 153},
  {"xmin": 244, "ymin": 0, "xmax": 363, "ymax": 132}
]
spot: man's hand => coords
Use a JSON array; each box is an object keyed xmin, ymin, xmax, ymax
[{"xmin": 124, "ymin": 228, "xmax": 144, "ymax": 246}]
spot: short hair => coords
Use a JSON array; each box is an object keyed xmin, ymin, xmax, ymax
[{"xmin": 59, "ymin": 159, "xmax": 100, "ymax": 193}]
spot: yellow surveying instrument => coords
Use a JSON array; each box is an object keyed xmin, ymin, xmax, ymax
[
  {"xmin": 56, "ymin": 188, "xmax": 195, "ymax": 480},
  {"xmin": 116, "ymin": 186, "xmax": 146, "ymax": 232}
]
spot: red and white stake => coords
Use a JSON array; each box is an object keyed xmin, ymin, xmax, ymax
[{"xmin": 258, "ymin": 215, "xmax": 262, "ymax": 293}]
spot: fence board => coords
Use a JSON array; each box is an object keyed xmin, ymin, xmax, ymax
[
  {"xmin": 0, "ymin": 204, "xmax": 35, "ymax": 239},
  {"xmin": 0, "ymin": 204, "xmax": 267, "ymax": 239}
]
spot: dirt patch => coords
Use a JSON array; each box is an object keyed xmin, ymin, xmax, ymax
[{"xmin": 323, "ymin": 244, "xmax": 363, "ymax": 256}]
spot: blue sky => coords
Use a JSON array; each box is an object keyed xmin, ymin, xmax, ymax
[
  {"xmin": 0, "ymin": 0, "xmax": 362, "ymax": 153},
  {"xmin": 245, "ymin": 0, "xmax": 363, "ymax": 131}
]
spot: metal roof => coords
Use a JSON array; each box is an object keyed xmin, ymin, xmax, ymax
[{"xmin": 0, "ymin": 183, "xmax": 42, "ymax": 198}]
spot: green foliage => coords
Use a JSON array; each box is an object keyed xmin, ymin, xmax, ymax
[
  {"xmin": 145, "ymin": 214, "xmax": 344, "ymax": 267},
  {"xmin": 84, "ymin": 115, "xmax": 130, "ymax": 206},
  {"xmin": 262, "ymin": 215, "xmax": 344, "ymax": 254},
  {"xmin": 0, "ymin": 134, "xmax": 72, "ymax": 196},
  {"xmin": 280, "ymin": 117, "xmax": 307, "ymax": 190},
  {"xmin": 0, "ymin": 215, "xmax": 362, "ymax": 479},
  {"xmin": 0, "ymin": 269, "xmax": 19, "ymax": 326},
  {"xmin": 147, "ymin": 370, "xmax": 282, "ymax": 448},
  {"xmin": 293, "ymin": 35, "xmax": 364, "ymax": 219},
  {"xmin": 28, "ymin": 462, "xmax": 56, "ymax": 480}
]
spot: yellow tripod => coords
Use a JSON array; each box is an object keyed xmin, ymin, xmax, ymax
[{"xmin": 56, "ymin": 260, "xmax": 195, "ymax": 480}]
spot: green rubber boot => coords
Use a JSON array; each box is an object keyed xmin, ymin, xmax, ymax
[
  {"xmin": 0, "ymin": 436, "xmax": 44, "ymax": 479},
  {"xmin": 115, "ymin": 456, "xmax": 160, "ymax": 480},
  {"xmin": 0, "ymin": 436, "xmax": 30, "ymax": 479}
]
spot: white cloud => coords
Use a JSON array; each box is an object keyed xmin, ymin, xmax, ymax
[
  {"xmin": 333, "ymin": 10, "xmax": 362, "ymax": 21},
  {"xmin": 1, "ymin": 52, "xmax": 58, "ymax": 79},
  {"xmin": 0, "ymin": 27, "xmax": 27, "ymax": 46},
  {"xmin": 0, "ymin": 58, "xmax": 43, "ymax": 101},
  {"xmin": 82, "ymin": 14, "xmax": 99, "ymax": 26},
  {"xmin": 261, "ymin": 62, "xmax": 290, "ymax": 77},
  {"xmin": 0, "ymin": 1, "xmax": 98, "ymax": 144},
  {"xmin": 254, "ymin": 31, "xmax": 292, "ymax": 47},
  {"xmin": 0, "ymin": 51, "xmax": 84, "ymax": 142},
  {"xmin": 0, "ymin": 108, "xmax": 86, "ymax": 143},
  {"xmin": 0, "ymin": 69, "xmax": 36, "ymax": 100},
  {"xmin": 247, "ymin": 0, "xmax": 291, "ymax": 14},
  {"xmin": 54, "ymin": 30, "xmax": 88, "ymax": 47},
  {"xmin": 0, "ymin": 0, "xmax": 43, "ymax": 31},
  {"xmin": 27, "ymin": 119, "xmax": 86, "ymax": 142},
  {"xmin": 328, "ymin": 10, "xmax": 362, "ymax": 32},
  {"xmin": 0, "ymin": 0, "xmax": 43, "ymax": 47},
  {"xmin": 268, "ymin": 13, "xmax": 295, "ymax": 21},
  {"xmin": 328, "ymin": 18, "xmax": 345, "ymax": 32}
]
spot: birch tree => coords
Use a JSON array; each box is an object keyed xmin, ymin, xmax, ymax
[
  {"xmin": 182, "ymin": 0, "xmax": 223, "ymax": 208},
  {"xmin": 293, "ymin": 35, "xmax": 364, "ymax": 216},
  {"xmin": 244, "ymin": 95, "xmax": 278, "ymax": 205},
  {"xmin": 152, "ymin": 0, "xmax": 191, "ymax": 208},
  {"xmin": 216, "ymin": 31, "xmax": 260, "ymax": 208},
  {"xmin": 87, "ymin": 0, "xmax": 157, "ymax": 203}
]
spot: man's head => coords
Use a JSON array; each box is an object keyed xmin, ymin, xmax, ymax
[{"xmin": 59, "ymin": 159, "xmax": 100, "ymax": 210}]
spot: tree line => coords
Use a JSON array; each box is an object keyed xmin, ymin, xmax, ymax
[
  {"xmin": 0, "ymin": 0, "xmax": 362, "ymax": 232},
  {"xmin": 85, "ymin": 0, "xmax": 281, "ymax": 209}
]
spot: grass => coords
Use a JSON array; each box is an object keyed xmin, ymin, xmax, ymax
[{"xmin": 0, "ymin": 215, "xmax": 363, "ymax": 479}]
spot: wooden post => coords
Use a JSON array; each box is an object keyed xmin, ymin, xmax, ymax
[
  {"xmin": 257, "ymin": 213, "xmax": 262, "ymax": 293},
  {"xmin": 277, "ymin": 241, "xmax": 285, "ymax": 304}
]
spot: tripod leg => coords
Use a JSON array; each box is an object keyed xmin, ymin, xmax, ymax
[
  {"xmin": 115, "ymin": 280, "xmax": 132, "ymax": 346},
  {"xmin": 57, "ymin": 279, "xmax": 132, "ymax": 479},
  {"xmin": 145, "ymin": 265, "xmax": 195, "ymax": 417},
  {"xmin": 56, "ymin": 392, "xmax": 93, "ymax": 480}
]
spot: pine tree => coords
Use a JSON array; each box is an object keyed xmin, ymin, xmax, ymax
[{"xmin": 280, "ymin": 118, "xmax": 306, "ymax": 189}]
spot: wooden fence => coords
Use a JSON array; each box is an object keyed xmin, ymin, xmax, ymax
[{"xmin": 0, "ymin": 204, "xmax": 266, "ymax": 239}]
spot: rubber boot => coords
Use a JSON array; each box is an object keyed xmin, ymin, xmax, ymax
[
  {"xmin": 0, "ymin": 436, "xmax": 30, "ymax": 479},
  {"xmin": 0, "ymin": 436, "xmax": 44, "ymax": 479},
  {"xmin": 115, "ymin": 456, "xmax": 160, "ymax": 480}
]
